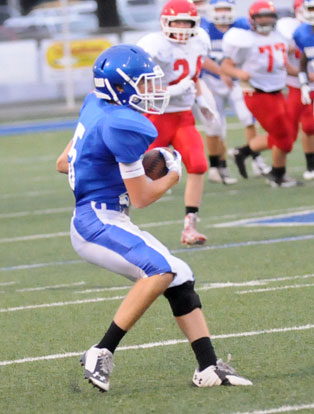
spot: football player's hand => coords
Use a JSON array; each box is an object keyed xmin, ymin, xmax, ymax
[
  {"xmin": 196, "ymin": 95, "xmax": 219, "ymax": 122},
  {"xmin": 238, "ymin": 70, "xmax": 251, "ymax": 82},
  {"xmin": 159, "ymin": 148, "xmax": 182, "ymax": 182},
  {"xmin": 301, "ymin": 84, "xmax": 312, "ymax": 105},
  {"xmin": 221, "ymin": 74, "xmax": 234, "ymax": 89},
  {"xmin": 167, "ymin": 77, "xmax": 195, "ymax": 97}
]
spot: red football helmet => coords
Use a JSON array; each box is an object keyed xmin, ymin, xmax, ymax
[
  {"xmin": 294, "ymin": 0, "xmax": 303, "ymax": 10},
  {"xmin": 160, "ymin": 0, "xmax": 200, "ymax": 43},
  {"xmin": 294, "ymin": 0, "xmax": 304, "ymax": 20},
  {"xmin": 249, "ymin": 1, "xmax": 277, "ymax": 34}
]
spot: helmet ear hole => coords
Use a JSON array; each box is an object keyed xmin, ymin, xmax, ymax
[
  {"xmin": 114, "ymin": 84, "xmax": 124, "ymax": 93},
  {"xmin": 101, "ymin": 59, "xmax": 107, "ymax": 71}
]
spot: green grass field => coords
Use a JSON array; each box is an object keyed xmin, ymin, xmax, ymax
[{"xmin": 1, "ymin": 118, "xmax": 314, "ymax": 414}]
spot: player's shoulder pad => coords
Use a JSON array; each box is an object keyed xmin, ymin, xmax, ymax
[
  {"xmin": 137, "ymin": 32, "xmax": 170, "ymax": 61},
  {"xmin": 200, "ymin": 16, "xmax": 211, "ymax": 31},
  {"xmin": 109, "ymin": 107, "xmax": 157, "ymax": 138},
  {"xmin": 80, "ymin": 91, "xmax": 94, "ymax": 114},
  {"xmin": 233, "ymin": 17, "xmax": 250, "ymax": 30},
  {"xmin": 276, "ymin": 17, "xmax": 300, "ymax": 40},
  {"xmin": 196, "ymin": 27, "xmax": 211, "ymax": 49},
  {"xmin": 292, "ymin": 22, "xmax": 303, "ymax": 40},
  {"xmin": 295, "ymin": 22, "xmax": 312, "ymax": 38},
  {"xmin": 223, "ymin": 27, "xmax": 254, "ymax": 48}
]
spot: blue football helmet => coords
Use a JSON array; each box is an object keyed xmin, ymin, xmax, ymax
[
  {"xmin": 209, "ymin": 0, "xmax": 236, "ymax": 25},
  {"xmin": 302, "ymin": 0, "xmax": 314, "ymax": 25},
  {"xmin": 93, "ymin": 44, "xmax": 169, "ymax": 114},
  {"xmin": 192, "ymin": 1, "xmax": 210, "ymax": 18}
]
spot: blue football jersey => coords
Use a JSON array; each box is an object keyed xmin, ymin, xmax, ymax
[
  {"xmin": 294, "ymin": 23, "xmax": 314, "ymax": 65},
  {"xmin": 68, "ymin": 92, "xmax": 158, "ymax": 206},
  {"xmin": 200, "ymin": 17, "xmax": 250, "ymax": 79}
]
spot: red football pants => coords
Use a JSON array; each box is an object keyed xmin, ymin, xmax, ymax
[
  {"xmin": 286, "ymin": 86, "xmax": 314, "ymax": 141},
  {"xmin": 244, "ymin": 91, "xmax": 294, "ymax": 153},
  {"xmin": 146, "ymin": 110, "xmax": 208, "ymax": 174}
]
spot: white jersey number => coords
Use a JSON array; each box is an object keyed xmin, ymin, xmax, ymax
[{"xmin": 68, "ymin": 122, "xmax": 85, "ymax": 191}]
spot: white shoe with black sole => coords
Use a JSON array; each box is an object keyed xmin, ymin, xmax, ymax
[
  {"xmin": 193, "ymin": 355, "xmax": 252, "ymax": 387},
  {"xmin": 80, "ymin": 346, "xmax": 114, "ymax": 392}
]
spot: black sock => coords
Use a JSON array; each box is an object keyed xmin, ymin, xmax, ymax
[
  {"xmin": 239, "ymin": 145, "xmax": 256, "ymax": 158},
  {"xmin": 191, "ymin": 337, "xmax": 217, "ymax": 371},
  {"xmin": 252, "ymin": 151, "xmax": 261, "ymax": 159},
  {"xmin": 209, "ymin": 155, "xmax": 220, "ymax": 168},
  {"xmin": 96, "ymin": 321, "xmax": 127, "ymax": 354},
  {"xmin": 305, "ymin": 152, "xmax": 314, "ymax": 171},
  {"xmin": 271, "ymin": 166, "xmax": 285, "ymax": 178},
  {"xmin": 185, "ymin": 206, "xmax": 199, "ymax": 215},
  {"xmin": 219, "ymin": 159, "xmax": 227, "ymax": 168}
]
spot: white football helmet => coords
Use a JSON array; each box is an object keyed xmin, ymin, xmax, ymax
[
  {"xmin": 303, "ymin": 0, "xmax": 314, "ymax": 25},
  {"xmin": 192, "ymin": 0, "xmax": 211, "ymax": 18},
  {"xmin": 209, "ymin": 0, "xmax": 236, "ymax": 25}
]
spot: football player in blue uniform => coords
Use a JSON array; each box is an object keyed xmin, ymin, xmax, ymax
[
  {"xmin": 56, "ymin": 44, "xmax": 252, "ymax": 392},
  {"xmin": 293, "ymin": 0, "xmax": 314, "ymax": 179},
  {"xmin": 195, "ymin": 0, "xmax": 271, "ymax": 182}
]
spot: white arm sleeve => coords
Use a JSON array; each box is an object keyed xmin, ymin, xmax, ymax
[{"xmin": 119, "ymin": 160, "xmax": 145, "ymax": 179}]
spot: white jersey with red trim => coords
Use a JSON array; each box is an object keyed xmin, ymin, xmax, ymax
[
  {"xmin": 277, "ymin": 17, "xmax": 302, "ymax": 88},
  {"xmin": 222, "ymin": 28, "xmax": 288, "ymax": 92},
  {"xmin": 137, "ymin": 29, "xmax": 211, "ymax": 112}
]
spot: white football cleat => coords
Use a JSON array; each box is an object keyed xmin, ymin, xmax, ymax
[
  {"xmin": 219, "ymin": 167, "xmax": 238, "ymax": 185},
  {"xmin": 193, "ymin": 356, "xmax": 253, "ymax": 387},
  {"xmin": 80, "ymin": 345, "xmax": 114, "ymax": 392},
  {"xmin": 208, "ymin": 167, "xmax": 237, "ymax": 185},
  {"xmin": 181, "ymin": 213, "xmax": 207, "ymax": 245},
  {"xmin": 251, "ymin": 156, "xmax": 271, "ymax": 176},
  {"xmin": 208, "ymin": 167, "xmax": 223, "ymax": 183},
  {"xmin": 265, "ymin": 172, "xmax": 302, "ymax": 188},
  {"xmin": 303, "ymin": 169, "xmax": 314, "ymax": 180}
]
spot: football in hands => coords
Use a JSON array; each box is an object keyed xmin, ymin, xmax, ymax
[{"xmin": 142, "ymin": 148, "xmax": 174, "ymax": 180}]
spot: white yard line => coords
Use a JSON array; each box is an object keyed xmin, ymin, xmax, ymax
[
  {"xmin": 2, "ymin": 277, "xmax": 312, "ymax": 312},
  {"xmin": 76, "ymin": 286, "xmax": 131, "ymax": 294},
  {"xmin": 0, "ymin": 232, "xmax": 69, "ymax": 243},
  {"xmin": 0, "ymin": 296, "xmax": 125, "ymax": 313},
  {"xmin": 214, "ymin": 209, "xmax": 314, "ymax": 228},
  {"xmin": 1, "ymin": 233, "xmax": 314, "ymax": 250},
  {"xmin": 0, "ymin": 260, "xmax": 83, "ymax": 272},
  {"xmin": 0, "ymin": 207, "xmax": 73, "ymax": 219},
  {"xmin": 171, "ymin": 235, "xmax": 314, "ymax": 254},
  {"xmin": 0, "ymin": 190, "xmax": 55, "ymax": 200},
  {"xmin": 199, "ymin": 274, "xmax": 314, "ymax": 291},
  {"xmin": 0, "ymin": 281, "xmax": 17, "ymax": 286},
  {"xmin": 236, "ymin": 283, "xmax": 314, "ymax": 295},
  {"xmin": 16, "ymin": 281, "xmax": 85, "ymax": 293},
  {"xmin": 229, "ymin": 403, "xmax": 314, "ymax": 414},
  {"xmin": 0, "ymin": 324, "xmax": 313, "ymax": 367},
  {"xmin": 1, "ymin": 204, "xmax": 313, "ymax": 223},
  {"xmin": 75, "ymin": 274, "xmax": 314, "ymax": 295}
]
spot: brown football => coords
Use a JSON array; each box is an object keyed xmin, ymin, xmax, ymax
[{"xmin": 142, "ymin": 148, "xmax": 173, "ymax": 180}]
